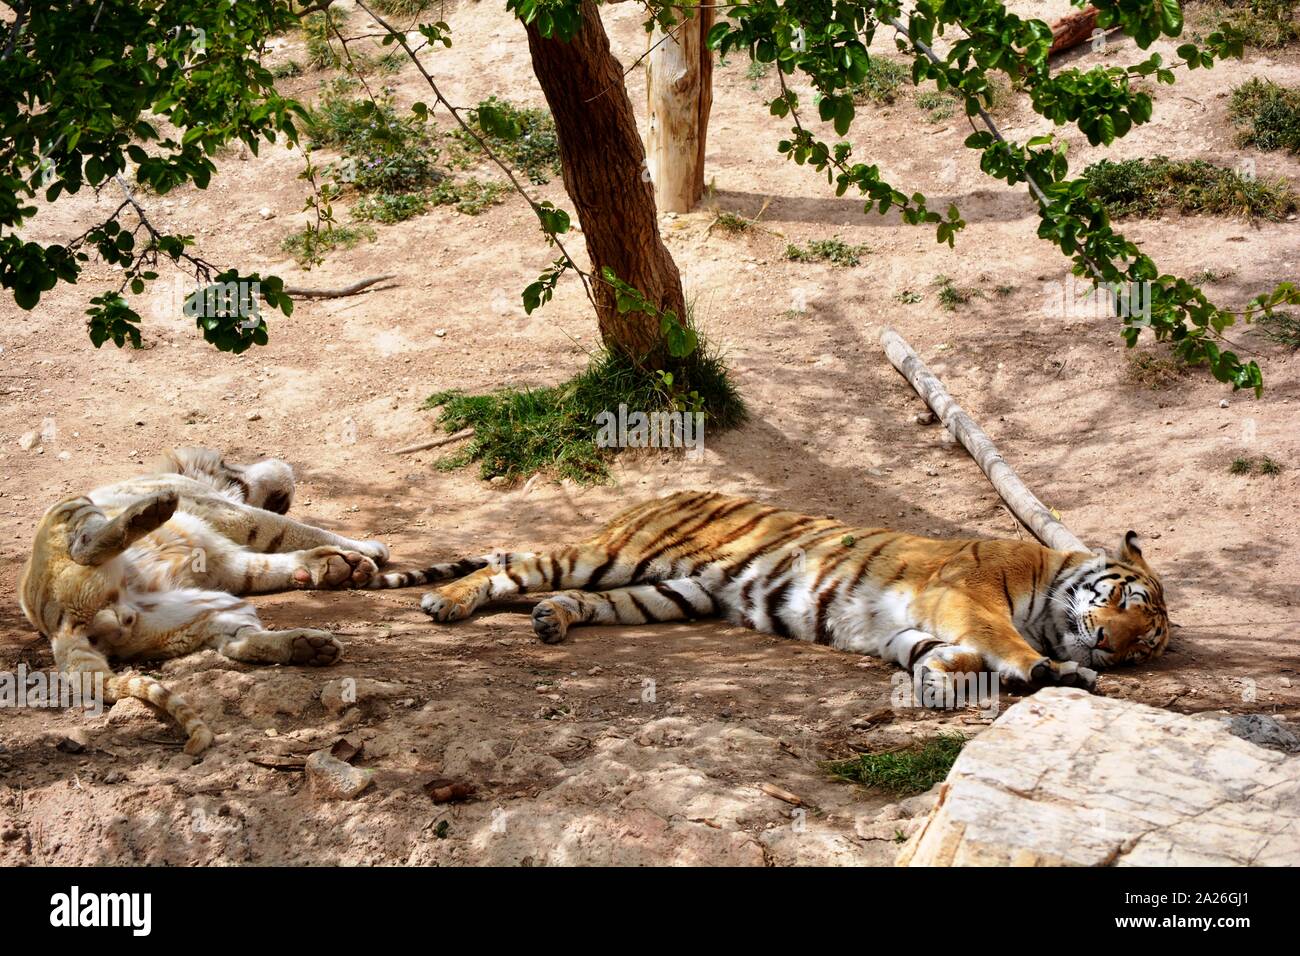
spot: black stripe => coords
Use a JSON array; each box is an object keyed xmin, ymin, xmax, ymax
[
  {"xmin": 626, "ymin": 592, "xmax": 654, "ymax": 622},
  {"xmin": 266, "ymin": 528, "xmax": 286, "ymax": 552},
  {"xmin": 720, "ymin": 518, "xmax": 820, "ymax": 579},
  {"xmin": 628, "ymin": 499, "xmax": 744, "ymax": 582},
  {"xmin": 765, "ymin": 580, "xmax": 793, "ymax": 638},
  {"xmin": 654, "ymin": 583, "xmax": 697, "ymax": 618},
  {"xmin": 908, "ymin": 638, "xmax": 944, "ymax": 670}
]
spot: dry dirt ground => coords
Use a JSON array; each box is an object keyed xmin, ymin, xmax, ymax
[{"xmin": 1, "ymin": 2, "xmax": 1298, "ymax": 865}]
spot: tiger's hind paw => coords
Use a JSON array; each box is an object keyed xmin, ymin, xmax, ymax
[
  {"xmin": 287, "ymin": 630, "xmax": 344, "ymax": 666},
  {"xmin": 420, "ymin": 590, "xmax": 474, "ymax": 623},
  {"xmin": 531, "ymin": 599, "xmax": 573, "ymax": 644},
  {"xmin": 294, "ymin": 548, "xmax": 378, "ymax": 589}
]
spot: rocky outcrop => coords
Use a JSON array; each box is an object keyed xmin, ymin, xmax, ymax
[{"xmin": 898, "ymin": 688, "xmax": 1300, "ymax": 866}]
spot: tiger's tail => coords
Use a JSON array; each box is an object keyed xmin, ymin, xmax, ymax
[
  {"xmin": 364, "ymin": 556, "xmax": 489, "ymax": 590},
  {"xmin": 54, "ymin": 625, "xmax": 214, "ymax": 754}
]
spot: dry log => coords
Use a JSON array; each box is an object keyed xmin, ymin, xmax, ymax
[
  {"xmin": 879, "ymin": 326, "xmax": 1088, "ymax": 553},
  {"xmin": 282, "ymin": 274, "xmax": 396, "ymax": 299},
  {"xmin": 1048, "ymin": 6, "xmax": 1105, "ymax": 56},
  {"xmin": 392, "ymin": 427, "xmax": 474, "ymax": 456}
]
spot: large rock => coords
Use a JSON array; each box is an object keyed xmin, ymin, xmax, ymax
[{"xmin": 898, "ymin": 687, "xmax": 1300, "ymax": 866}]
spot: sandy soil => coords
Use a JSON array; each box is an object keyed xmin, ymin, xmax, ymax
[{"xmin": 1, "ymin": 2, "xmax": 1297, "ymax": 865}]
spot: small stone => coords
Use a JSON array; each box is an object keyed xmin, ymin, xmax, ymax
[
  {"xmin": 914, "ymin": 411, "xmax": 937, "ymax": 425},
  {"xmin": 1219, "ymin": 399, "xmax": 1230, "ymax": 409},
  {"xmin": 103, "ymin": 770, "xmax": 126, "ymax": 785},
  {"xmin": 17, "ymin": 431, "xmax": 38, "ymax": 450},
  {"xmin": 247, "ymin": 412, "xmax": 262, "ymax": 422},
  {"xmin": 305, "ymin": 750, "xmax": 374, "ymax": 800},
  {"xmin": 258, "ymin": 207, "xmax": 275, "ymax": 220},
  {"xmin": 54, "ymin": 730, "xmax": 88, "ymax": 754},
  {"xmin": 57, "ymin": 451, "xmax": 70, "ymax": 461},
  {"xmin": 434, "ymin": 328, "xmax": 447, "ymax": 338}
]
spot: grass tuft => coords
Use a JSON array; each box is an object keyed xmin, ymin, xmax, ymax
[
  {"xmin": 280, "ymin": 223, "xmax": 375, "ymax": 264},
  {"xmin": 851, "ymin": 57, "xmax": 910, "ymax": 105},
  {"xmin": 1083, "ymin": 156, "xmax": 1297, "ymax": 221},
  {"xmin": 1127, "ymin": 349, "xmax": 1190, "ymax": 390},
  {"xmin": 786, "ymin": 237, "xmax": 869, "ymax": 267},
  {"xmin": 423, "ymin": 343, "xmax": 745, "ymax": 484},
  {"xmin": 1230, "ymin": 454, "xmax": 1283, "ymax": 476},
  {"xmin": 825, "ymin": 734, "xmax": 967, "ymax": 796},
  {"xmin": 450, "ymin": 97, "xmax": 561, "ymax": 185},
  {"xmin": 1257, "ymin": 311, "xmax": 1300, "ymax": 348},
  {"xmin": 1230, "ymin": 78, "xmax": 1300, "ymax": 153}
]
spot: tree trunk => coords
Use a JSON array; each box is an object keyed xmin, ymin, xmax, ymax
[
  {"xmin": 645, "ymin": 7, "xmax": 714, "ymax": 213},
  {"xmin": 524, "ymin": 0, "xmax": 686, "ymax": 368}
]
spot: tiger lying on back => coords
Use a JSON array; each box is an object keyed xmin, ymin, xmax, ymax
[
  {"xmin": 20, "ymin": 448, "xmax": 481, "ymax": 754},
  {"xmin": 421, "ymin": 491, "xmax": 1169, "ymax": 691}
]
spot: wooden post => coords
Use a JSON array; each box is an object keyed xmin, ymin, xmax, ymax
[
  {"xmin": 880, "ymin": 327, "xmax": 1089, "ymax": 553},
  {"xmin": 645, "ymin": 7, "xmax": 714, "ymax": 214}
]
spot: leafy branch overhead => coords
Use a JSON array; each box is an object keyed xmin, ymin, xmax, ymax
[
  {"xmin": 2, "ymin": 0, "xmax": 1296, "ymax": 388},
  {"xmin": 1, "ymin": 0, "xmax": 303, "ymax": 349},
  {"xmin": 693, "ymin": 0, "xmax": 1297, "ymax": 391}
]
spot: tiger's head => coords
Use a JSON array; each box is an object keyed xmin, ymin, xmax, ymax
[{"xmin": 1064, "ymin": 531, "xmax": 1169, "ymax": 669}]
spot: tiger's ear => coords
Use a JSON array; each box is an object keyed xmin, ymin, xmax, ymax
[{"xmin": 1120, "ymin": 530, "xmax": 1146, "ymax": 565}]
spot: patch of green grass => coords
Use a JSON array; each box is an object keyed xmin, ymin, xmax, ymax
[
  {"xmin": 746, "ymin": 60, "xmax": 771, "ymax": 90},
  {"xmin": 350, "ymin": 190, "xmax": 431, "ymax": 223},
  {"xmin": 451, "ymin": 96, "xmax": 561, "ymax": 185},
  {"xmin": 934, "ymin": 274, "xmax": 974, "ymax": 310},
  {"xmin": 1127, "ymin": 349, "xmax": 1190, "ymax": 390},
  {"xmin": 372, "ymin": 0, "xmax": 440, "ymax": 14},
  {"xmin": 825, "ymin": 734, "xmax": 967, "ymax": 796},
  {"xmin": 710, "ymin": 211, "xmax": 753, "ymax": 235},
  {"xmin": 1083, "ymin": 156, "xmax": 1297, "ymax": 221},
  {"xmin": 424, "ymin": 342, "xmax": 745, "ymax": 484},
  {"xmin": 1192, "ymin": 0, "xmax": 1300, "ymax": 49},
  {"xmin": 914, "ymin": 88, "xmax": 956, "ymax": 123},
  {"xmin": 1191, "ymin": 266, "xmax": 1236, "ymax": 284},
  {"xmin": 429, "ymin": 177, "xmax": 509, "ymax": 215},
  {"xmin": 1230, "ymin": 78, "xmax": 1300, "ymax": 153},
  {"xmin": 786, "ymin": 237, "xmax": 869, "ymax": 267},
  {"xmin": 851, "ymin": 57, "xmax": 910, "ymax": 105},
  {"xmin": 280, "ymin": 223, "xmax": 376, "ymax": 264},
  {"xmin": 271, "ymin": 59, "xmax": 303, "ymax": 79},
  {"xmin": 895, "ymin": 289, "xmax": 923, "ymax": 304},
  {"xmin": 1257, "ymin": 311, "xmax": 1300, "ymax": 348},
  {"xmin": 302, "ymin": 8, "xmax": 349, "ymax": 70},
  {"xmin": 1230, "ymin": 454, "xmax": 1283, "ymax": 476},
  {"xmin": 305, "ymin": 85, "xmax": 442, "ymax": 195}
]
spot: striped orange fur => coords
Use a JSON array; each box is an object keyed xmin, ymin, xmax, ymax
[
  {"xmin": 420, "ymin": 491, "xmax": 1169, "ymax": 692},
  {"xmin": 19, "ymin": 447, "xmax": 476, "ymax": 753}
]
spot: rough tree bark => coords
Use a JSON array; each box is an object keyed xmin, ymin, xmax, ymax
[
  {"xmin": 524, "ymin": 0, "xmax": 687, "ymax": 368},
  {"xmin": 645, "ymin": 7, "xmax": 714, "ymax": 213},
  {"xmin": 1049, "ymin": 6, "xmax": 1104, "ymax": 56}
]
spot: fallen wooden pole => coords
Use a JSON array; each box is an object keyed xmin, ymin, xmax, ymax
[
  {"xmin": 393, "ymin": 428, "xmax": 474, "ymax": 455},
  {"xmin": 1048, "ymin": 6, "xmax": 1110, "ymax": 57},
  {"xmin": 283, "ymin": 274, "xmax": 396, "ymax": 299},
  {"xmin": 880, "ymin": 326, "xmax": 1088, "ymax": 553}
]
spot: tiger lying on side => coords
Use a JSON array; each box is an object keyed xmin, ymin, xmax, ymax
[
  {"xmin": 20, "ymin": 448, "xmax": 478, "ymax": 754},
  {"xmin": 420, "ymin": 491, "xmax": 1169, "ymax": 691}
]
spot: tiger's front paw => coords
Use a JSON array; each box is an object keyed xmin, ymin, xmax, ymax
[
  {"xmin": 354, "ymin": 539, "xmax": 390, "ymax": 567},
  {"xmin": 294, "ymin": 548, "xmax": 378, "ymax": 589},
  {"xmin": 1029, "ymin": 658, "xmax": 1098, "ymax": 691},
  {"xmin": 420, "ymin": 589, "xmax": 475, "ymax": 622}
]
